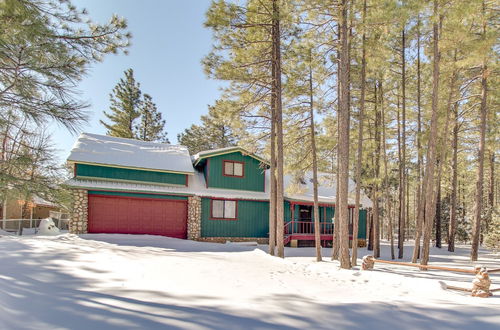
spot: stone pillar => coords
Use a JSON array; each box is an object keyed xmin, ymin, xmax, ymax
[
  {"xmin": 187, "ymin": 196, "xmax": 201, "ymax": 240},
  {"xmin": 70, "ymin": 189, "xmax": 88, "ymax": 234}
]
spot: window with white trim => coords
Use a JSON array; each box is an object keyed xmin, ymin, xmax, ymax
[
  {"xmin": 223, "ymin": 160, "xmax": 244, "ymax": 177},
  {"xmin": 211, "ymin": 199, "xmax": 237, "ymax": 219}
]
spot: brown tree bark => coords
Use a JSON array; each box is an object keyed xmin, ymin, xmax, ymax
[
  {"xmin": 471, "ymin": 66, "xmax": 488, "ymax": 261},
  {"xmin": 308, "ymin": 51, "xmax": 322, "ymax": 262},
  {"xmin": 373, "ymin": 82, "xmax": 381, "ymax": 258},
  {"xmin": 399, "ymin": 27, "xmax": 407, "ymax": 259},
  {"xmin": 268, "ymin": 79, "xmax": 277, "ymax": 256},
  {"xmin": 435, "ymin": 178, "xmax": 442, "ymax": 248},
  {"xmin": 381, "ymin": 83, "xmax": 394, "ymax": 259},
  {"xmin": 337, "ymin": 0, "xmax": 351, "ymax": 269},
  {"xmin": 470, "ymin": 0, "xmax": 489, "ymax": 261},
  {"xmin": 448, "ymin": 102, "xmax": 459, "ymax": 252},
  {"xmin": 272, "ymin": 0, "xmax": 285, "ymax": 258},
  {"xmin": 412, "ymin": 15, "xmax": 423, "ymax": 263},
  {"xmin": 420, "ymin": 0, "xmax": 442, "ymax": 266},
  {"xmin": 367, "ymin": 209, "xmax": 373, "ymax": 251},
  {"xmin": 351, "ymin": 0, "xmax": 367, "ymax": 267}
]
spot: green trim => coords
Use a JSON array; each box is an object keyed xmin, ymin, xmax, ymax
[
  {"xmin": 194, "ymin": 148, "xmax": 270, "ymax": 167},
  {"xmin": 76, "ymin": 175, "xmax": 187, "ymax": 187},
  {"xmin": 69, "ymin": 160, "xmax": 194, "ymax": 175},
  {"xmin": 75, "ymin": 163, "xmax": 187, "ymax": 186},
  {"xmin": 88, "ymin": 190, "xmax": 188, "ymax": 200}
]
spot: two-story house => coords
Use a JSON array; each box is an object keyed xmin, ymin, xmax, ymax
[{"xmin": 66, "ymin": 133, "xmax": 371, "ymax": 247}]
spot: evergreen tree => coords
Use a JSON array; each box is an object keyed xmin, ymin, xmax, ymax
[
  {"xmin": 101, "ymin": 69, "xmax": 142, "ymax": 139},
  {"xmin": 484, "ymin": 212, "xmax": 500, "ymax": 251},
  {"xmin": 135, "ymin": 94, "xmax": 169, "ymax": 143},
  {"xmin": 204, "ymin": 0, "xmax": 290, "ymax": 257},
  {"xmin": 0, "ymin": 0, "xmax": 130, "ymax": 204},
  {"xmin": 0, "ymin": 0, "xmax": 130, "ymax": 132},
  {"xmin": 178, "ymin": 103, "xmax": 237, "ymax": 154},
  {"xmin": 0, "ymin": 110, "xmax": 62, "ymax": 220}
]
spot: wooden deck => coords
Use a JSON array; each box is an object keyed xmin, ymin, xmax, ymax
[{"xmin": 283, "ymin": 221, "xmax": 355, "ymax": 246}]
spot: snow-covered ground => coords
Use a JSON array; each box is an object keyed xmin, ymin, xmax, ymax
[{"xmin": 0, "ymin": 234, "xmax": 498, "ymax": 330}]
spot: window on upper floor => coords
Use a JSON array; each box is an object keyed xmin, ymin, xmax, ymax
[
  {"xmin": 223, "ymin": 160, "xmax": 244, "ymax": 178},
  {"xmin": 211, "ymin": 199, "xmax": 238, "ymax": 220}
]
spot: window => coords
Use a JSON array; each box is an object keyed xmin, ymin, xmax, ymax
[
  {"xmin": 223, "ymin": 160, "xmax": 244, "ymax": 177},
  {"xmin": 211, "ymin": 199, "xmax": 237, "ymax": 220}
]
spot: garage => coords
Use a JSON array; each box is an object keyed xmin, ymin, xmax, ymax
[{"xmin": 88, "ymin": 194, "xmax": 188, "ymax": 238}]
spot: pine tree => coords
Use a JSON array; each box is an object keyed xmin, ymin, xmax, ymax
[
  {"xmin": 419, "ymin": 0, "xmax": 442, "ymax": 267},
  {"xmin": 0, "ymin": 0, "xmax": 130, "ymax": 202},
  {"xmin": 484, "ymin": 213, "xmax": 500, "ymax": 251},
  {"xmin": 0, "ymin": 0, "xmax": 130, "ymax": 132},
  {"xmin": 135, "ymin": 94, "xmax": 169, "ymax": 143},
  {"xmin": 101, "ymin": 69, "xmax": 142, "ymax": 139},
  {"xmin": 178, "ymin": 102, "xmax": 237, "ymax": 154},
  {"xmin": 203, "ymin": 0, "xmax": 290, "ymax": 257},
  {"xmin": 337, "ymin": 0, "xmax": 352, "ymax": 269}
]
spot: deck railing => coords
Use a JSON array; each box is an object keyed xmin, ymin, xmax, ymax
[{"xmin": 284, "ymin": 221, "xmax": 334, "ymax": 236}]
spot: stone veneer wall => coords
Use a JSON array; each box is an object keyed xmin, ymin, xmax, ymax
[
  {"xmin": 70, "ymin": 189, "xmax": 88, "ymax": 234},
  {"xmin": 187, "ymin": 196, "xmax": 201, "ymax": 240}
]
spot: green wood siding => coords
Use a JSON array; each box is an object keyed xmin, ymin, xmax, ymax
[
  {"xmin": 201, "ymin": 198, "xmax": 269, "ymax": 237},
  {"xmin": 76, "ymin": 163, "xmax": 187, "ymax": 186},
  {"xmin": 284, "ymin": 201, "xmax": 291, "ymax": 222},
  {"xmin": 358, "ymin": 209, "xmax": 367, "ymax": 239},
  {"xmin": 205, "ymin": 152, "xmax": 265, "ymax": 192},
  {"xmin": 88, "ymin": 190, "xmax": 188, "ymax": 200}
]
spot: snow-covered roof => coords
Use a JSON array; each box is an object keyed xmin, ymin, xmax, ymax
[
  {"xmin": 193, "ymin": 147, "xmax": 270, "ymax": 167},
  {"xmin": 283, "ymin": 172, "xmax": 373, "ymax": 208},
  {"xmin": 31, "ymin": 195, "xmax": 58, "ymax": 208},
  {"xmin": 67, "ymin": 133, "xmax": 195, "ymax": 174}
]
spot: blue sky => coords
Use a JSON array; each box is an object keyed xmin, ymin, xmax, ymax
[{"xmin": 52, "ymin": 0, "xmax": 221, "ymax": 162}]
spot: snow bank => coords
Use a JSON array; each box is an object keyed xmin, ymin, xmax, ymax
[
  {"xmin": 37, "ymin": 218, "xmax": 60, "ymax": 236},
  {"xmin": 0, "ymin": 228, "xmax": 13, "ymax": 236},
  {"xmin": 0, "ymin": 235, "xmax": 498, "ymax": 330}
]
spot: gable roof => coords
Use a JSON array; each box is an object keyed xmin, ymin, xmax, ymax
[
  {"xmin": 192, "ymin": 146, "xmax": 270, "ymax": 167},
  {"xmin": 67, "ymin": 133, "xmax": 195, "ymax": 175},
  {"xmin": 284, "ymin": 172, "xmax": 373, "ymax": 208}
]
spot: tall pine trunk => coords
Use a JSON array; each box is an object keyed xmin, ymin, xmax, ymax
[
  {"xmin": 420, "ymin": 0, "xmax": 441, "ymax": 266},
  {"xmin": 381, "ymin": 85, "xmax": 395, "ymax": 259},
  {"xmin": 435, "ymin": 180, "xmax": 441, "ymax": 247},
  {"xmin": 471, "ymin": 1, "xmax": 489, "ymax": 261},
  {"xmin": 373, "ymin": 82, "xmax": 381, "ymax": 258},
  {"xmin": 412, "ymin": 15, "xmax": 423, "ymax": 263},
  {"xmin": 448, "ymin": 103, "xmax": 459, "ymax": 252},
  {"xmin": 470, "ymin": 66, "xmax": 488, "ymax": 261},
  {"xmin": 337, "ymin": 0, "xmax": 351, "ymax": 269},
  {"xmin": 269, "ymin": 77, "xmax": 277, "ymax": 256},
  {"xmin": 308, "ymin": 52, "xmax": 322, "ymax": 262},
  {"xmin": 399, "ymin": 27, "xmax": 407, "ymax": 259},
  {"xmin": 271, "ymin": 0, "xmax": 285, "ymax": 258},
  {"xmin": 352, "ymin": 0, "xmax": 367, "ymax": 266}
]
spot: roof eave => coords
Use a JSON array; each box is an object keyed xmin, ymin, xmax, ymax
[{"xmin": 193, "ymin": 147, "xmax": 270, "ymax": 167}]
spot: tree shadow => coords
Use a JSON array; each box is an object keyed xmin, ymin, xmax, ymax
[{"xmin": 1, "ymin": 236, "xmax": 499, "ymax": 330}]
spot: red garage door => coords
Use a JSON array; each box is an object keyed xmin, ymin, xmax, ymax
[{"xmin": 88, "ymin": 195, "xmax": 187, "ymax": 238}]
